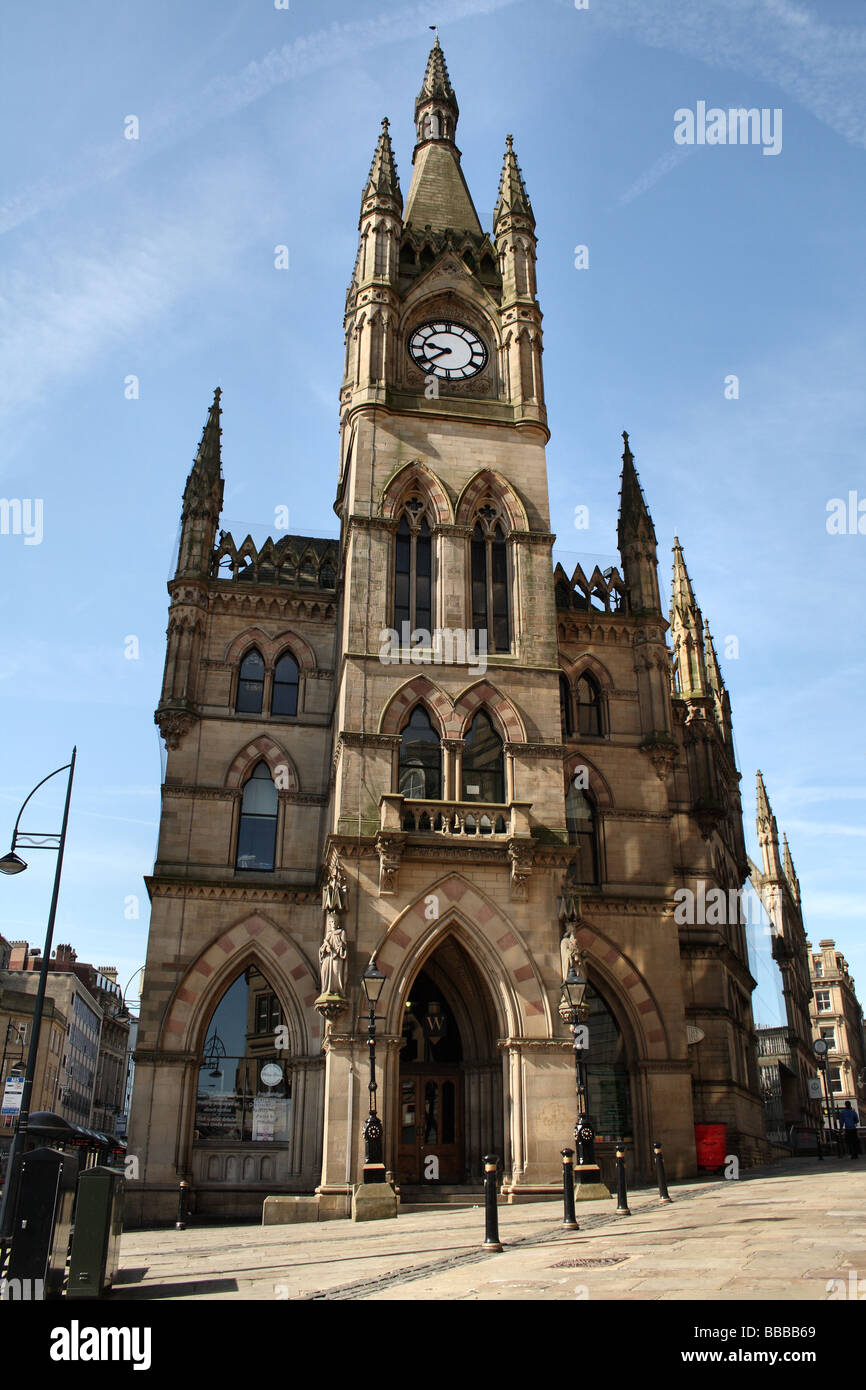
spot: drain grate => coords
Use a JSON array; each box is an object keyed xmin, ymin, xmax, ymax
[{"xmin": 551, "ymin": 1256, "xmax": 628, "ymax": 1268}]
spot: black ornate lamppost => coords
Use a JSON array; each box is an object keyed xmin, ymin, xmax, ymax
[
  {"xmin": 0, "ymin": 747, "xmax": 77, "ymax": 1241},
  {"xmin": 559, "ymin": 954, "xmax": 609, "ymax": 1198},
  {"xmin": 559, "ymin": 957, "xmax": 593, "ymax": 1160},
  {"xmin": 361, "ymin": 959, "xmax": 386, "ymax": 1184}
]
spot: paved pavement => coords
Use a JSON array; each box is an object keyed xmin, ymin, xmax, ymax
[{"xmin": 112, "ymin": 1158, "xmax": 865, "ymax": 1301}]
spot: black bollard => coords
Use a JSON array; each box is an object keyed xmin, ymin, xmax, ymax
[
  {"xmin": 483, "ymin": 1154, "xmax": 502, "ymax": 1252},
  {"xmin": 653, "ymin": 1139, "xmax": 673, "ymax": 1202},
  {"xmin": 176, "ymin": 1179, "xmax": 189, "ymax": 1231},
  {"xmin": 561, "ymin": 1148, "xmax": 579, "ymax": 1230},
  {"xmin": 614, "ymin": 1139, "xmax": 631, "ymax": 1216}
]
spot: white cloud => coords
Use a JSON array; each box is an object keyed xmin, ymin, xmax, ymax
[
  {"xmin": 0, "ymin": 165, "xmax": 266, "ymax": 423},
  {"xmin": 616, "ymin": 146, "xmax": 696, "ymax": 207},
  {"xmin": 590, "ymin": 0, "xmax": 866, "ymax": 151},
  {"xmin": 0, "ymin": 0, "xmax": 522, "ymax": 236}
]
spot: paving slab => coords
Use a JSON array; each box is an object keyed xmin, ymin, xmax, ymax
[{"xmin": 111, "ymin": 1159, "xmax": 865, "ymax": 1302}]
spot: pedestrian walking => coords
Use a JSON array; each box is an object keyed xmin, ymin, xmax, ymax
[{"xmin": 839, "ymin": 1101, "xmax": 860, "ymax": 1159}]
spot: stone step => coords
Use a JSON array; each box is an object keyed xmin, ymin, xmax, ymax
[{"xmin": 399, "ymin": 1186, "xmax": 484, "ymax": 1206}]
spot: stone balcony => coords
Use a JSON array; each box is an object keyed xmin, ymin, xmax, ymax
[{"xmin": 376, "ymin": 793, "xmax": 534, "ymax": 899}]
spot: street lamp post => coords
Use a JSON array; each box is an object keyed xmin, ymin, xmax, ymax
[
  {"xmin": 118, "ymin": 966, "xmax": 144, "ymax": 1138},
  {"xmin": 559, "ymin": 954, "xmax": 610, "ymax": 1200},
  {"xmin": 813, "ymin": 1038, "xmax": 838, "ymax": 1156},
  {"xmin": 361, "ymin": 959, "xmax": 386, "ymax": 1184},
  {"xmin": 559, "ymin": 958, "xmax": 593, "ymax": 1160},
  {"xmin": 0, "ymin": 747, "xmax": 77, "ymax": 1241}
]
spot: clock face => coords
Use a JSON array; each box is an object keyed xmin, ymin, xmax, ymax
[{"xmin": 408, "ymin": 321, "xmax": 488, "ymax": 380}]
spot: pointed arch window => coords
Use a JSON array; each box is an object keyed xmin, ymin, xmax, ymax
[
  {"xmin": 583, "ymin": 982, "xmax": 633, "ymax": 1138},
  {"xmin": 394, "ymin": 497, "xmax": 433, "ymax": 633},
  {"xmin": 237, "ymin": 649, "xmax": 265, "ymax": 714},
  {"xmin": 398, "ymin": 705, "xmax": 442, "ymax": 801},
  {"xmin": 195, "ymin": 968, "xmax": 291, "ymax": 1146},
  {"xmin": 271, "ymin": 651, "xmax": 299, "ymax": 717},
  {"xmin": 236, "ymin": 762, "xmax": 278, "ymax": 871},
  {"xmin": 560, "ymin": 675, "xmax": 574, "ymax": 739},
  {"xmin": 471, "ymin": 503, "xmax": 510, "ymax": 653},
  {"xmin": 577, "ymin": 673, "xmax": 603, "ymax": 737},
  {"xmin": 566, "ymin": 785, "xmax": 599, "ymax": 885},
  {"xmin": 462, "ymin": 710, "xmax": 505, "ymax": 803}
]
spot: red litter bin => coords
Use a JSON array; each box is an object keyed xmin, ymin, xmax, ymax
[{"xmin": 695, "ymin": 1123, "xmax": 727, "ymax": 1171}]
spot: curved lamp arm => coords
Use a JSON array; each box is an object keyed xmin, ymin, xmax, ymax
[{"xmin": 8, "ymin": 751, "xmax": 76, "ymax": 852}]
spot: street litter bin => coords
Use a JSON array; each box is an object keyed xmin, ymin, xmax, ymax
[
  {"xmin": 66, "ymin": 1164, "xmax": 125, "ymax": 1298},
  {"xmin": 694, "ymin": 1123, "xmax": 727, "ymax": 1171},
  {"xmin": 6, "ymin": 1146, "xmax": 77, "ymax": 1300}
]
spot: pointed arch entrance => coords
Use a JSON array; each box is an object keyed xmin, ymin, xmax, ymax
[{"xmin": 395, "ymin": 933, "xmax": 503, "ymax": 1186}]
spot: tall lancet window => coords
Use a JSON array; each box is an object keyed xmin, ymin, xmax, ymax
[
  {"xmin": 576, "ymin": 674, "xmax": 603, "ymax": 737},
  {"xmin": 236, "ymin": 648, "xmax": 265, "ymax": 714},
  {"xmin": 398, "ymin": 705, "xmax": 442, "ymax": 801},
  {"xmin": 271, "ymin": 651, "xmax": 299, "ymax": 717},
  {"xmin": 236, "ymin": 762, "xmax": 278, "ymax": 871},
  {"xmin": 566, "ymin": 785, "xmax": 599, "ymax": 885},
  {"xmin": 462, "ymin": 710, "xmax": 505, "ymax": 804},
  {"xmin": 394, "ymin": 497, "xmax": 433, "ymax": 633},
  {"xmin": 470, "ymin": 502, "xmax": 510, "ymax": 653}
]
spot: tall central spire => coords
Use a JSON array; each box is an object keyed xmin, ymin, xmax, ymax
[
  {"xmin": 414, "ymin": 36, "xmax": 459, "ymax": 144},
  {"xmin": 403, "ymin": 38, "xmax": 482, "ymax": 236}
]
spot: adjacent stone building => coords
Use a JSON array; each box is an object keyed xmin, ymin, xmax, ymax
[
  {"xmin": 3, "ymin": 942, "xmax": 131, "ymax": 1133},
  {"xmin": 808, "ymin": 939, "xmax": 866, "ymax": 1126},
  {"xmin": 0, "ymin": 986, "xmax": 66, "ymax": 1176},
  {"xmin": 128, "ymin": 40, "xmax": 772, "ymax": 1224}
]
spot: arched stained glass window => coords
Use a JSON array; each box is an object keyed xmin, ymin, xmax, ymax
[
  {"xmin": 236, "ymin": 761, "xmax": 278, "ymax": 871},
  {"xmin": 237, "ymin": 649, "xmax": 265, "ymax": 714},
  {"xmin": 398, "ymin": 705, "xmax": 442, "ymax": 801},
  {"xmin": 271, "ymin": 652, "xmax": 299, "ymax": 717},
  {"xmin": 462, "ymin": 710, "xmax": 505, "ymax": 804}
]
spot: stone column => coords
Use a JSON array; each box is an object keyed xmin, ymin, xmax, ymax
[{"xmin": 499, "ymin": 1039, "xmax": 574, "ymax": 1201}]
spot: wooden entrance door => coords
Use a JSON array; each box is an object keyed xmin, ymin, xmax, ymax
[{"xmin": 397, "ymin": 1070, "xmax": 463, "ymax": 1183}]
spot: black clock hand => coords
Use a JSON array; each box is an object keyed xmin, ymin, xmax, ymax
[{"xmin": 425, "ymin": 344, "xmax": 451, "ymax": 361}]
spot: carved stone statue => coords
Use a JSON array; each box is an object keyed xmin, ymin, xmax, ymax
[
  {"xmin": 319, "ymin": 910, "xmax": 347, "ymax": 997},
  {"xmin": 316, "ymin": 863, "xmax": 349, "ymax": 1018},
  {"xmin": 559, "ymin": 922, "xmax": 580, "ymax": 983},
  {"xmin": 322, "ymin": 867, "xmax": 347, "ymax": 915}
]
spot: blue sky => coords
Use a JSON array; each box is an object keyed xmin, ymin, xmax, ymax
[{"xmin": 1, "ymin": 0, "xmax": 863, "ymax": 1020}]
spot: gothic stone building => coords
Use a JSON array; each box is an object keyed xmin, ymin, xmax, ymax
[{"xmin": 127, "ymin": 41, "xmax": 768, "ymax": 1224}]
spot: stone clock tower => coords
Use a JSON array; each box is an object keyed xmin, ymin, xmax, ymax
[
  {"xmin": 127, "ymin": 40, "xmax": 769, "ymax": 1226},
  {"xmin": 321, "ymin": 38, "xmax": 571, "ymax": 1206}
]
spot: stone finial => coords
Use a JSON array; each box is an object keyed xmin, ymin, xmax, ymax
[{"xmin": 493, "ymin": 133, "xmax": 534, "ymax": 231}]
